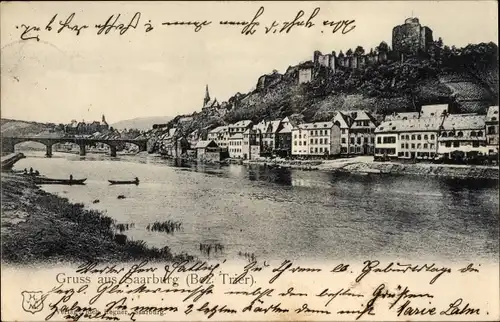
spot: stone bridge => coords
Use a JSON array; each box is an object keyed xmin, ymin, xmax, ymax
[{"xmin": 1, "ymin": 136, "xmax": 148, "ymax": 157}]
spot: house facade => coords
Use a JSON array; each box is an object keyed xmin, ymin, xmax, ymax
[
  {"xmin": 292, "ymin": 122, "xmax": 341, "ymax": 157},
  {"xmin": 437, "ymin": 115, "xmax": 488, "ymax": 159},
  {"xmin": 485, "ymin": 105, "xmax": 499, "ymax": 155}
]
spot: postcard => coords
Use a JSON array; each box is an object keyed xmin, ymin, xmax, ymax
[{"xmin": 1, "ymin": 1, "xmax": 499, "ymax": 321}]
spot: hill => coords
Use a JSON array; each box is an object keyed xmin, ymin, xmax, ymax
[
  {"xmin": 112, "ymin": 116, "xmax": 172, "ymax": 131},
  {"xmin": 150, "ymin": 42, "xmax": 498, "ymax": 145}
]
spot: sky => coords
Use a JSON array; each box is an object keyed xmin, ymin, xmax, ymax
[{"xmin": 1, "ymin": 1, "xmax": 498, "ymax": 124}]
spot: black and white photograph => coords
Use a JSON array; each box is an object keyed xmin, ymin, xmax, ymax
[{"xmin": 1, "ymin": 1, "xmax": 499, "ymax": 321}]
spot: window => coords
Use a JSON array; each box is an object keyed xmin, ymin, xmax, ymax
[
  {"xmin": 371, "ymin": 137, "xmax": 374, "ymax": 143},
  {"xmin": 457, "ymin": 131, "xmax": 463, "ymax": 137},
  {"xmin": 445, "ymin": 142, "xmax": 451, "ymax": 147},
  {"xmin": 453, "ymin": 142, "xmax": 459, "ymax": 148},
  {"xmin": 341, "ymin": 129, "xmax": 346, "ymax": 134},
  {"xmin": 324, "ymin": 138, "xmax": 329, "ymax": 144},
  {"xmin": 351, "ymin": 138, "xmax": 355, "ymax": 144},
  {"xmin": 315, "ymin": 147, "xmax": 318, "ymax": 153},
  {"xmin": 315, "ymin": 139, "xmax": 318, "ymax": 144},
  {"xmin": 411, "ymin": 135, "xmax": 416, "ymax": 140},
  {"xmin": 357, "ymin": 138, "xmax": 361, "ymax": 144},
  {"xmin": 310, "ymin": 139, "xmax": 314, "ymax": 144},
  {"xmin": 303, "ymin": 141, "xmax": 306, "ymax": 146},
  {"xmin": 319, "ymin": 138, "xmax": 323, "ymax": 144},
  {"xmin": 406, "ymin": 135, "xmax": 410, "ymax": 140},
  {"xmin": 448, "ymin": 131, "xmax": 454, "ymax": 137},
  {"xmin": 310, "ymin": 148, "xmax": 314, "ymax": 153},
  {"xmin": 417, "ymin": 135, "xmax": 421, "ymax": 140},
  {"xmin": 441, "ymin": 132, "xmax": 447, "ymax": 137},
  {"xmin": 405, "ymin": 152, "xmax": 409, "ymax": 157},
  {"xmin": 470, "ymin": 131, "xmax": 476, "ymax": 137},
  {"xmin": 424, "ymin": 143, "xmax": 428, "ymax": 149},
  {"xmin": 477, "ymin": 131, "xmax": 483, "ymax": 137},
  {"xmin": 430, "ymin": 144, "xmax": 434, "ymax": 149},
  {"xmin": 430, "ymin": 134, "xmax": 435, "ymax": 140},
  {"xmin": 411, "ymin": 144, "xmax": 415, "ymax": 149},
  {"xmin": 487, "ymin": 126, "xmax": 495, "ymax": 135},
  {"xmin": 417, "ymin": 143, "xmax": 421, "ymax": 149},
  {"xmin": 424, "ymin": 135, "xmax": 428, "ymax": 140},
  {"xmin": 299, "ymin": 141, "xmax": 302, "ymax": 146},
  {"xmin": 473, "ymin": 141, "xmax": 479, "ymax": 148},
  {"xmin": 342, "ymin": 138, "xmax": 346, "ymax": 143},
  {"xmin": 401, "ymin": 144, "xmax": 405, "ymax": 149},
  {"xmin": 319, "ymin": 147, "xmax": 323, "ymax": 153},
  {"xmin": 405, "ymin": 144, "xmax": 409, "ymax": 149},
  {"xmin": 377, "ymin": 137, "xmax": 381, "ymax": 144},
  {"xmin": 299, "ymin": 134, "xmax": 302, "ymax": 139}
]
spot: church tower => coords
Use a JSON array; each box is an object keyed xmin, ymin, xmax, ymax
[{"xmin": 203, "ymin": 85, "xmax": 211, "ymax": 109}]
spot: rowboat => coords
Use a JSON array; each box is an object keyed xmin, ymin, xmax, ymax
[
  {"xmin": 108, "ymin": 179, "xmax": 140, "ymax": 185},
  {"xmin": 34, "ymin": 177, "xmax": 87, "ymax": 185}
]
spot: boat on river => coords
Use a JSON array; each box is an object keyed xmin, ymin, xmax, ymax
[
  {"xmin": 108, "ymin": 178, "xmax": 140, "ymax": 185},
  {"xmin": 34, "ymin": 177, "xmax": 87, "ymax": 185}
]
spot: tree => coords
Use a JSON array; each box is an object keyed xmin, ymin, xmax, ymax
[
  {"xmin": 377, "ymin": 41, "xmax": 389, "ymax": 53},
  {"xmin": 346, "ymin": 49, "xmax": 353, "ymax": 57},
  {"xmin": 354, "ymin": 46, "xmax": 365, "ymax": 56}
]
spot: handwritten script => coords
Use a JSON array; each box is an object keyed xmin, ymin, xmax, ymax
[
  {"xmin": 14, "ymin": 7, "xmax": 356, "ymax": 41},
  {"xmin": 16, "ymin": 259, "xmax": 488, "ymax": 321}
]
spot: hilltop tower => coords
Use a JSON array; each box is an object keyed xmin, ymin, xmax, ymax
[{"xmin": 392, "ymin": 17, "xmax": 433, "ymax": 58}]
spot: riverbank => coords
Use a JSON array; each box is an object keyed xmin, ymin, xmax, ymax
[
  {"xmin": 1, "ymin": 172, "xmax": 193, "ymax": 264},
  {"xmin": 245, "ymin": 156, "xmax": 499, "ymax": 180}
]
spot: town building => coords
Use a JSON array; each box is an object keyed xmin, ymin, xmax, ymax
[
  {"xmin": 158, "ymin": 127, "xmax": 178, "ymax": 156},
  {"xmin": 345, "ymin": 110, "xmax": 378, "ymax": 155},
  {"xmin": 485, "ymin": 105, "xmax": 499, "ymax": 155},
  {"xmin": 195, "ymin": 140, "xmax": 222, "ymax": 162},
  {"xmin": 420, "ymin": 104, "xmax": 448, "ymax": 118},
  {"xmin": 384, "ymin": 112, "xmax": 420, "ymax": 121},
  {"xmin": 228, "ymin": 133, "xmax": 244, "ymax": 158},
  {"xmin": 207, "ymin": 126, "xmax": 230, "ymax": 148},
  {"xmin": 242, "ymin": 128, "xmax": 262, "ymax": 160},
  {"xmin": 292, "ymin": 122, "xmax": 341, "ymax": 157},
  {"xmin": 332, "ymin": 112, "xmax": 352, "ymax": 154},
  {"xmin": 392, "ymin": 17, "xmax": 434, "ymax": 58},
  {"xmin": 253, "ymin": 119, "xmax": 282, "ymax": 156},
  {"xmin": 65, "ymin": 115, "xmax": 109, "ymax": 135},
  {"xmin": 437, "ymin": 114, "xmax": 488, "ymax": 159},
  {"xmin": 291, "ymin": 125, "xmax": 309, "ymax": 157},
  {"xmin": 375, "ymin": 118, "xmax": 441, "ymax": 160},
  {"xmin": 229, "ymin": 120, "xmax": 253, "ymax": 135},
  {"xmin": 275, "ymin": 117, "xmax": 294, "ymax": 157}
]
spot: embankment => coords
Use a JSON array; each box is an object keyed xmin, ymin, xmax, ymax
[
  {"xmin": 1, "ymin": 173, "xmax": 193, "ymax": 264},
  {"xmin": 245, "ymin": 158, "xmax": 499, "ymax": 180}
]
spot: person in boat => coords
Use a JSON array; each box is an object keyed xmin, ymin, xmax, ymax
[
  {"xmin": 134, "ymin": 177, "xmax": 139, "ymax": 183},
  {"xmin": 29, "ymin": 167, "xmax": 33, "ymax": 174},
  {"xmin": 23, "ymin": 168, "xmax": 28, "ymax": 174},
  {"xmin": 69, "ymin": 174, "xmax": 73, "ymax": 182}
]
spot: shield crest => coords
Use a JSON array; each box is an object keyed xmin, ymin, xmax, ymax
[{"xmin": 21, "ymin": 291, "xmax": 45, "ymax": 314}]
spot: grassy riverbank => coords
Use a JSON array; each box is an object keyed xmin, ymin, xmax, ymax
[
  {"xmin": 1, "ymin": 173, "xmax": 193, "ymax": 264},
  {"xmin": 245, "ymin": 156, "xmax": 499, "ymax": 180}
]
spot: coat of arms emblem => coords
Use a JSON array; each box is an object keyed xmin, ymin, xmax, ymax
[{"xmin": 21, "ymin": 291, "xmax": 45, "ymax": 314}]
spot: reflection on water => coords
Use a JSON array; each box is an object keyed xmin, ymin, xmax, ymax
[{"xmin": 11, "ymin": 151, "xmax": 500, "ymax": 262}]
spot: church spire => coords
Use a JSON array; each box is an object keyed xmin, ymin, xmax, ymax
[{"xmin": 203, "ymin": 84, "xmax": 211, "ymax": 108}]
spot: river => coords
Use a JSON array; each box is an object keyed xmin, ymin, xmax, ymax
[{"xmin": 12, "ymin": 150, "xmax": 499, "ymax": 263}]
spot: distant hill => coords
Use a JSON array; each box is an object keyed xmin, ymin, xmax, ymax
[
  {"xmin": 111, "ymin": 116, "xmax": 172, "ymax": 131},
  {"xmin": 0, "ymin": 119, "xmax": 56, "ymax": 137}
]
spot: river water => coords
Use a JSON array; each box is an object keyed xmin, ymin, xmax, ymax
[{"xmin": 12, "ymin": 151, "xmax": 499, "ymax": 263}]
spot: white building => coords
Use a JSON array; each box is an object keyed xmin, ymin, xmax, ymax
[
  {"xmin": 375, "ymin": 118, "xmax": 442, "ymax": 160},
  {"xmin": 437, "ymin": 114, "xmax": 488, "ymax": 158},
  {"xmin": 420, "ymin": 104, "xmax": 449, "ymax": 118},
  {"xmin": 228, "ymin": 133, "xmax": 244, "ymax": 158},
  {"xmin": 207, "ymin": 126, "xmax": 230, "ymax": 148},
  {"xmin": 292, "ymin": 121, "xmax": 341, "ymax": 157}
]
